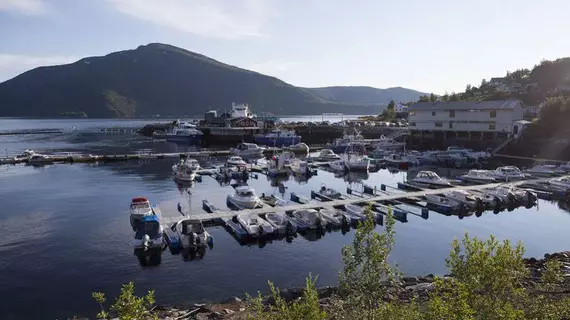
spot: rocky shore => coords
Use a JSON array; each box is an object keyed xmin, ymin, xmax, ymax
[{"xmin": 140, "ymin": 251, "xmax": 570, "ymax": 320}]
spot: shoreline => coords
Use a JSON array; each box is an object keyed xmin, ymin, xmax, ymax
[{"xmin": 138, "ymin": 251, "xmax": 570, "ymax": 320}]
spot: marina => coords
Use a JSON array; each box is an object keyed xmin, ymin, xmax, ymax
[{"xmin": 2, "ymin": 118, "xmax": 570, "ymax": 319}]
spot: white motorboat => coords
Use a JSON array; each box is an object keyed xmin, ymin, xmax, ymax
[
  {"xmin": 409, "ymin": 171, "xmax": 452, "ymax": 188},
  {"xmin": 290, "ymin": 159, "xmax": 311, "ymax": 175},
  {"xmin": 424, "ymin": 194, "xmax": 464, "ymax": 212},
  {"xmin": 373, "ymin": 135, "xmax": 406, "ymax": 150},
  {"xmin": 284, "ymin": 142, "xmax": 310, "ymax": 154},
  {"xmin": 230, "ymin": 143, "xmax": 265, "ymax": 157},
  {"xmin": 383, "ymin": 153, "xmax": 416, "ymax": 166},
  {"xmin": 460, "ymin": 170, "xmax": 497, "ymax": 184},
  {"xmin": 491, "ymin": 166, "xmax": 528, "ymax": 181},
  {"xmin": 524, "ymin": 164, "xmax": 560, "ymax": 177},
  {"xmin": 227, "ymin": 186, "xmax": 261, "ymax": 209},
  {"xmin": 319, "ymin": 208, "xmax": 350, "ymax": 227},
  {"xmin": 313, "ymin": 185, "xmax": 343, "ymax": 199},
  {"xmin": 443, "ymin": 190, "xmax": 484, "ymax": 211},
  {"xmin": 344, "ymin": 204, "xmax": 367, "ymax": 219},
  {"xmin": 129, "ymin": 197, "xmax": 155, "ymax": 230},
  {"xmin": 227, "ymin": 156, "xmax": 247, "ymax": 166},
  {"xmin": 260, "ymin": 194, "xmax": 288, "ymax": 207},
  {"xmin": 312, "ymin": 149, "xmax": 340, "ymax": 161},
  {"xmin": 291, "ymin": 209, "xmax": 325, "ymax": 229},
  {"xmin": 183, "ymin": 158, "xmax": 201, "ymax": 171},
  {"xmin": 483, "ymin": 186, "xmax": 537, "ymax": 206},
  {"xmin": 172, "ymin": 218, "xmax": 213, "ymax": 250},
  {"xmin": 329, "ymin": 160, "xmax": 347, "ymax": 172},
  {"xmin": 264, "ymin": 212, "xmax": 297, "ymax": 235},
  {"xmin": 172, "ymin": 160, "xmax": 197, "ymax": 182},
  {"xmin": 236, "ymin": 212, "xmax": 276, "ymax": 237},
  {"xmin": 342, "ymin": 153, "xmax": 370, "ymax": 171},
  {"xmin": 549, "ymin": 176, "xmax": 570, "ymax": 190},
  {"xmin": 28, "ymin": 154, "xmax": 54, "ymax": 164}
]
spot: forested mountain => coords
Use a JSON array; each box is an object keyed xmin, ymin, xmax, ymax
[
  {"xmin": 306, "ymin": 86, "xmax": 425, "ymax": 105},
  {"xmin": 0, "ymin": 43, "xmax": 424, "ymax": 117}
]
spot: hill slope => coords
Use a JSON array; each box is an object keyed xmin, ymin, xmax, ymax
[
  {"xmin": 305, "ymin": 86, "xmax": 426, "ymax": 104},
  {"xmin": 0, "ymin": 44, "xmax": 420, "ymax": 117}
]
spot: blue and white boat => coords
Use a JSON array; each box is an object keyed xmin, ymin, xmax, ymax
[
  {"xmin": 153, "ymin": 122, "xmax": 203, "ymax": 144},
  {"xmin": 129, "ymin": 197, "xmax": 163, "ymax": 252},
  {"xmin": 254, "ymin": 129, "xmax": 301, "ymax": 147}
]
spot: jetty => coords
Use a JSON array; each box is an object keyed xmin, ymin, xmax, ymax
[{"xmin": 156, "ymin": 175, "xmax": 568, "ymax": 229}]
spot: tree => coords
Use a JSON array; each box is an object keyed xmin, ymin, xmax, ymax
[
  {"xmin": 93, "ymin": 282, "xmax": 157, "ymax": 320},
  {"xmin": 465, "ymin": 84, "xmax": 472, "ymax": 93},
  {"xmin": 429, "ymin": 93, "xmax": 437, "ymax": 102},
  {"xmin": 449, "ymin": 92, "xmax": 459, "ymax": 101},
  {"xmin": 387, "ymin": 100, "xmax": 395, "ymax": 110},
  {"xmin": 418, "ymin": 95, "xmax": 430, "ymax": 102}
]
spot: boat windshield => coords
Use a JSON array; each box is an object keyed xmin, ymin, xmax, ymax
[
  {"xmin": 239, "ymin": 191, "xmax": 254, "ymax": 197},
  {"xmin": 249, "ymin": 218, "xmax": 258, "ymax": 225},
  {"xmin": 131, "ymin": 202, "xmax": 150, "ymax": 210}
]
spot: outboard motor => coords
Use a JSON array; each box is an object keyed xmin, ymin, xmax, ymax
[{"xmin": 475, "ymin": 198, "xmax": 484, "ymax": 213}]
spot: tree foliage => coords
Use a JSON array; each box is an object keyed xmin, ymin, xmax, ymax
[{"xmin": 92, "ymin": 282, "xmax": 157, "ymax": 320}]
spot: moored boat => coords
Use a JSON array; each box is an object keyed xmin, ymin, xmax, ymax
[
  {"xmin": 491, "ymin": 166, "xmax": 529, "ymax": 181},
  {"xmin": 133, "ymin": 215, "xmax": 164, "ymax": 253},
  {"xmin": 264, "ymin": 212, "xmax": 297, "ymax": 235},
  {"xmin": 129, "ymin": 197, "xmax": 155, "ymax": 231},
  {"xmin": 283, "ymin": 142, "xmax": 309, "ymax": 154},
  {"xmin": 236, "ymin": 212, "xmax": 276, "ymax": 237},
  {"xmin": 227, "ymin": 186, "xmax": 261, "ymax": 209},
  {"xmin": 254, "ymin": 129, "xmax": 301, "ymax": 147},
  {"xmin": 227, "ymin": 156, "xmax": 247, "ymax": 166},
  {"xmin": 460, "ymin": 169, "xmax": 497, "ymax": 184},
  {"xmin": 311, "ymin": 149, "xmax": 340, "ymax": 162},
  {"xmin": 409, "ymin": 171, "xmax": 452, "ymax": 188},
  {"xmin": 170, "ymin": 219, "xmax": 213, "ymax": 252},
  {"xmin": 230, "ymin": 143, "xmax": 265, "ymax": 157},
  {"xmin": 291, "ymin": 209, "xmax": 325, "ymax": 230},
  {"xmin": 172, "ymin": 159, "xmax": 197, "ymax": 182}
]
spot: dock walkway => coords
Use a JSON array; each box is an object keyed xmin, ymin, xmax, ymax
[{"xmin": 157, "ymin": 175, "xmax": 566, "ymax": 227}]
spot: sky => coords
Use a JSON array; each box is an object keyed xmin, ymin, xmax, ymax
[{"xmin": 1, "ymin": 0, "xmax": 570, "ymax": 94}]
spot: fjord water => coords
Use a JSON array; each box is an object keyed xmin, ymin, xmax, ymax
[{"xmin": 1, "ymin": 118, "xmax": 569, "ymax": 319}]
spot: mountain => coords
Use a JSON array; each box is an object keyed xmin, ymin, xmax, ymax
[
  {"xmin": 0, "ymin": 43, "xmax": 424, "ymax": 117},
  {"xmin": 305, "ymin": 86, "xmax": 426, "ymax": 105}
]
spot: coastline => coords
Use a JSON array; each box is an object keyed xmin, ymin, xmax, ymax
[{"xmin": 133, "ymin": 251, "xmax": 570, "ymax": 320}]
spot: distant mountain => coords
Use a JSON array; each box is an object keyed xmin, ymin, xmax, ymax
[
  {"xmin": 305, "ymin": 86, "xmax": 426, "ymax": 105},
  {"xmin": 0, "ymin": 43, "xmax": 423, "ymax": 117}
]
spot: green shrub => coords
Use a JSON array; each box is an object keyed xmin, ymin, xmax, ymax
[{"xmin": 92, "ymin": 282, "xmax": 157, "ymax": 320}]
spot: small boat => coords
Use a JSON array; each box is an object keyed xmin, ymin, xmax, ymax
[
  {"xmin": 443, "ymin": 190, "xmax": 484, "ymax": 211},
  {"xmin": 311, "ymin": 149, "xmax": 340, "ymax": 162},
  {"xmin": 549, "ymin": 176, "xmax": 570, "ymax": 190},
  {"xmin": 491, "ymin": 166, "xmax": 528, "ymax": 181},
  {"xmin": 260, "ymin": 194, "xmax": 288, "ymax": 207},
  {"xmin": 483, "ymin": 186, "xmax": 537, "ymax": 206},
  {"xmin": 284, "ymin": 142, "xmax": 309, "ymax": 154},
  {"xmin": 344, "ymin": 204, "xmax": 367, "ymax": 219},
  {"xmin": 291, "ymin": 209, "xmax": 325, "ymax": 229},
  {"xmin": 28, "ymin": 154, "xmax": 54, "ymax": 164},
  {"xmin": 171, "ymin": 219, "xmax": 213, "ymax": 251},
  {"xmin": 424, "ymin": 194, "xmax": 465, "ymax": 212},
  {"xmin": 133, "ymin": 215, "xmax": 164, "ymax": 252},
  {"xmin": 153, "ymin": 126, "xmax": 203, "ymax": 144},
  {"xmin": 236, "ymin": 212, "xmax": 276, "ymax": 237},
  {"xmin": 319, "ymin": 208, "xmax": 350, "ymax": 227},
  {"xmin": 524, "ymin": 164, "xmax": 560, "ymax": 177},
  {"xmin": 230, "ymin": 143, "xmax": 265, "ymax": 157},
  {"xmin": 129, "ymin": 197, "xmax": 155, "ymax": 231},
  {"xmin": 409, "ymin": 171, "xmax": 452, "ymax": 188},
  {"xmin": 373, "ymin": 135, "xmax": 406, "ymax": 150},
  {"xmin": 383, "ymin": 153, "xmax": 414, "ymax": 166},
  {"xmin": 227, "ymin": 156, "xmax": 247, "ymax": 166},
  {"xmin": 329, "ymin": 160, "xmax": 347, "ymax": 172},
  {"xmin": 290, "ymin": 192, "xmax": 310, "ymax": 204},
  {"xmin": 264, "ymin": 212, "xmax": 297, "ymax": 235},
  {"xmin": 227, "ymin": 186, "xmax": 261, "ymax": 209},
  {"xmin": 343, "ymin": 153, "xmax": 370, "ymax": 171},
  {"xmin": 254, "ymin": 129, "xmax": 301, "ymax": 147},
  {"xmin": 312, "ymin": 185, "xmax": 343, "ymax": 200},
  {"xmin": 172, "ymin": 160, "xmax": 197, "ymax": 182},
  {"xmin": 557, "ymin": 161, "xmax": 570, "ymax": 172},
  {"xmin": 460, "ymin": 170, "xmax": 497, "ymax": 184},
  {"xmin": 183, "ymin": 158, "xmax": 201, "ymax": 171},
  {"xmin": 267, "ymin": 153, "xmax": 292, "ymax": 177},
  {"xmin": 290, "ymin": 160, "xmax": 311, "ymax": 175}
]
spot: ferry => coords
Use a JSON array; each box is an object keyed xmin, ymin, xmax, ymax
[
  {"xmin": 153, "ymin": 123, "xmax": 203, "ymax": 144},
  {"xmin": 254, "ymin": 129, "xmax": 301, "ymax": 147}
]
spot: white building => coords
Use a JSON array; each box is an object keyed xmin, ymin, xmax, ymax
[{"xmin": 408, "ymin": 100, "xmax": 525, "ymax": 136}]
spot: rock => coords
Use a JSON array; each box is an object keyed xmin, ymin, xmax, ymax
[
  {"xmin": 317, "ymin": 286, "xmax": 337, "ymax": 298},
  {"xmin": 230, "ymin": 296, "xmax": 242, "ymax": 303},
  {"xmin": 195, "ymin": 314, "xmax": 210, "ymax": 320},
  {"xmin": 406, "ymin": 282, "xmax": 434, "ymax": 293},
  {"xmin": 224, "ymin": 308, "xmax": 235, "ymax": 315},
  {"xmin": 403, "ymin": 276, "xmax": 419, "ymax": 285}
]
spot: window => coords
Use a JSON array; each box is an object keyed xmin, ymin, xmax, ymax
[
  {"xmin": 435, "ymin": 122, "xmax": 442, "ymax": 128},
  {"xmin": 489, "ymin": 123, "xmax": 496, "ymax": 130},
  {"xmin": 409, "ymin": 122, "xmax": 416, "ymax": 127},
  {"xmin": 409, "ymin": 111, "xmax": 416, "ymax": 116},
  {"xmin": 490, "ymin": 110, "xmax": 496, "ymax": 118},
  {"xmin": 432, "ymin": 111, "xmax": 436, "ymax": 116},
  {"xmin": 449, "ymin": 122, "xmax": 453, "ymax": 129},
  {"xmin": 450, "ymin": 110, "xmax": 455, "ymax": 117}
]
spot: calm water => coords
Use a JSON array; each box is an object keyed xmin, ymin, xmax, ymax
[{"xmin": 1, "ymin": 118, "xmax": 569, "ymax": 319}]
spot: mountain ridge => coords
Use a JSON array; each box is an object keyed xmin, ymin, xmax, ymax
[{"xmin": 0, "ymin": 43, "xmax": 426, "ymax": 117}]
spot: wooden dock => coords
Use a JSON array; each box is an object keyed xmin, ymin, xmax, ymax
[{"xmin": 156, "ymin": 175, "xmax": 568, "ymax": 228}]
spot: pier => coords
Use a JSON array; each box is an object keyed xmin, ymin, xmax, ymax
[{"xmin": 155, "ymin": 175, "xmax": 568, "ymax": 229}]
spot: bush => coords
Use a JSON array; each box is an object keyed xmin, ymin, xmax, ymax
[{"xmin": 93, "ymin": 282, "xmax": 157, "ymax": 320}]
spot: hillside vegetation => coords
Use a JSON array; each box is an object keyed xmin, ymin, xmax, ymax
[{"xmin": 0, "ymin": 43, "xmax": 425, "ymax": 117}]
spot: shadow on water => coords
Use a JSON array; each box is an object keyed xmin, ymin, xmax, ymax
[{"xmin": 134, "ymin": 250, "xmax": 163, "ymax": 267}]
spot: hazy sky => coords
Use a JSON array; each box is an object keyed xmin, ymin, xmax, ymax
[{"xmin": 1, "ymin": 0, "xmax": 569, "ymax": 93}]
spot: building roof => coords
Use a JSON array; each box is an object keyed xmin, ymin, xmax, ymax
[{"xmin": 408, "ymin": 100, "xmax": 523, "ymax": 111}]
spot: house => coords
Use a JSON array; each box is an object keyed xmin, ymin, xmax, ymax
[
  {"xmin": 407, "ymin": 100, "xmax": 525, "ymax": 139},
  {"xmin": 489, "ymin": 77, "xmax": 507, "ymax": 86}
]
